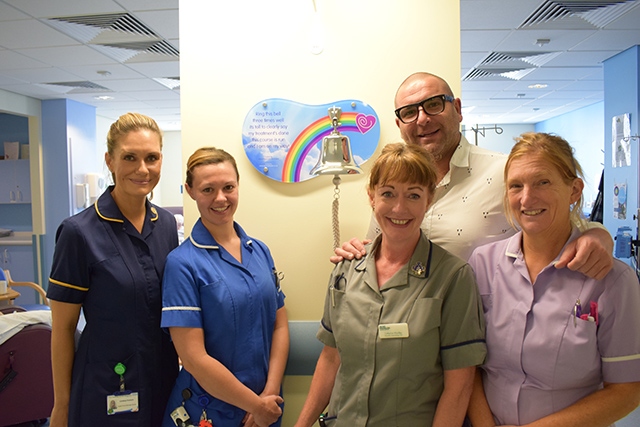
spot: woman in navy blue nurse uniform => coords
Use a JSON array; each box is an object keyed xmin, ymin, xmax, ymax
[
  {"xmin": 47, "ymin": 113, "xmax": 179, "ymax": 427},
  {"xmin": 161, "ymin": 147, "xmax": 289, "ymax": 427}
]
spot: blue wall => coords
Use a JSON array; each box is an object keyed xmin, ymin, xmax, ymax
[
  {"xmin": 603, "ymin": 46, "xmax": 640, "ymax": 266},
  {"xmin": 536, "ymin": 102, "xmax": 605, "ymax": 215},
  {"xmin": 41, "ymin": 99, "xmax": 97, "ymax": 285}
]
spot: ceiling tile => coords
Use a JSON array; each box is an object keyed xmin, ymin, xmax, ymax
[
  {"xmin": 134, "ymin": 10, "xmax": 180, "ymax": 39},
  {"xmin": 3, "ymin": 0, "xmax": 124, "ymax": 18},
  {"xmin": 0, "ymin": 0, "xmax": 638, "ymax": 128},
  {"xmin": 0, "ymin": 19, "xmax": 80, "ymax": 49},
  {"xmin": 14, "ymin": 45, "xmax": 118, "ymax": 67},
  {"xmin": 0, "ymin": 66, "xmax": 84, "ymax": 84},
  {"xmin": 0, "ymin": 2, "xmax": 28, "ymax": 21},
  {"xmin": 0, "ymin": 50, "xmax": 49, "ymax": 69},
  {"xmin": 101, "ymin": 78, "xmax": 168, "ymax": 92}
]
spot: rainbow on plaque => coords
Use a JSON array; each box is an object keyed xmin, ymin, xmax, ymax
[{"xmin": 242, "ymin": 98, "xmax": 380, "ymax": 183}]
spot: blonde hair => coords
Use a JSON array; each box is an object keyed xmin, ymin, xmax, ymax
[
  {"xmin": 505, "ymin": 132, "xmax": 585, "ymax": 229},
  {"xmin": 185, "ymin": 147, "xmax": 239, "ymax": 187},
  {"xmin": 368, "ymin": 142, "xmax": 438, "ymax": 196},
  {"xmin": 106, "ymin": 112, "xmax": 163, "ymax": 155}
]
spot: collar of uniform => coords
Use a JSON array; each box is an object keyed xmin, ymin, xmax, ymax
[
  {"xmin": 438, "ymin": 134, "xmax": 470, "ymax": 188},
  {"xmin": 188, "ymin": 218, "xmax": 253, "ymax": 250},
  {"xmin": 504, "ymin": 231, "xmax": 523, "ymax": 259},
  {"xmin": 356, "ymin": 232, "xmax": 433, "ymax": 279},
  {"xmin": 406, "ymin": 232, "xmax": 433, "ymax": 278},
  {"xmin": 505, "ymin": 226, "xmax": 580, "ymax": 262},
  {"xmin": 94, "ymin": 185, "xmax": 159, "ymax": 224}
]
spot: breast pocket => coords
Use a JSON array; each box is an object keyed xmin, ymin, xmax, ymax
[
  {"xmin": 329, "ymin": 286, "xmax": 352, "ymax": 344},
  {"xmin": 200, "ymin": 278, "xmax": 234, "ymax": 310},
  {"xmin": 555, "ymin": 317, "xmax": 600, "ymax": 388},
  {"xmin": 199, "ymin": 278, "xmax": 243, "ymax": 334},
  {"xmin": 87, "ymin": 256, "xmax": 136, "ymax": 315}
]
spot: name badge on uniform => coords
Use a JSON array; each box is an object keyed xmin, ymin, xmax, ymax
[
  {"xmin": 107, "ymin": 362, "xmax": 139, "ymax": 415},
  {"xmin": 107, "ymin": 392, "xmax": 139, "ymax": 415},
  {"xmin": 378, "ymin": 323, "xmax": 409, "ymax": 339}
]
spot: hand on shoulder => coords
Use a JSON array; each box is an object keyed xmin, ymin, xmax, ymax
[{"xmin": 330, "ymin": 237, "xmax": 370, "ymax": 264}]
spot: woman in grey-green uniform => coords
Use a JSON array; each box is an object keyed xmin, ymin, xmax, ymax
[{"xmin": 295, "ymin": 142, "xmax": 487, "ymax": 427}]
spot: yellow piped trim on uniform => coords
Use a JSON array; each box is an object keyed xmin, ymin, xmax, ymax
[
  {"xmin": 94, "ymin": 201, "xmax": 124, "ymax": 223},
  {"xmin": 49, "ymin": 277, "xmax": 89, "ymax": 292}
]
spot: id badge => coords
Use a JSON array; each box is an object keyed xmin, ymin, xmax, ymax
[
  {"xmin": 378, "ymin": 323, "xmax": 409, "ymax": 339},
  {"xmin": 107, "ymin": 391, "xmax": 139, "ymax": 415}
]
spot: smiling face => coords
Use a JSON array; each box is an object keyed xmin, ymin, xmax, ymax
[
  {"xmin": 394, "ymin": 73, "xmax": 463, "ymax": 163},
  {"xmin": 506, "ymin": 154, "xmax": 583, "ymax": 241},
  {"xmin": 369, "ymin": 180, "xmax": 431, "ymax": 245},
  {"xmin": 105, "ymin": 128, "xmax": 162, "ymax": 202},
  {"xmin": 185, "ymin": 161, "xmax": 239, "ymax": 231}
]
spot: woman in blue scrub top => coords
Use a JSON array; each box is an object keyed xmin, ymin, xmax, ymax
[
  {"xmin": 161, "ymin": 147, "xmax": 289, "ymax": 427},
  {"xmin": 47, "ymin": 113, "xmax": 179, "ymax": 427}
]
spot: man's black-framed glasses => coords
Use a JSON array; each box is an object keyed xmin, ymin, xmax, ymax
[{"xmin": 394, "ymin": 94, "xmax": 455, "ymax": 124}]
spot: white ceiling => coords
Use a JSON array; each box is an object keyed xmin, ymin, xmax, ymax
[
  {"xmin": 461, "ymin": 0, "xmax": 640, "ymax": 125},
  {"xmin": 0, "ymin": 0, "xmax": 639, "ymax": 130},
  {"xmin": 0, "ymin": 0, "xmax": 181, "ymax": 130}
]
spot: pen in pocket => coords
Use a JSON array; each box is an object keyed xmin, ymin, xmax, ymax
[{"xmin": 577, "ymin": 301, "xmax": 598, "ymax": 325}]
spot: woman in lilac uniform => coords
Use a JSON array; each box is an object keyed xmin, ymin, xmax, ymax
[
  {"xmin": 467, "ymin": 132, "xmax": 640, "ymax": 427},
  {"xmin": 161, "ymin": 147, "xmax": 288, "ymax": 427},
  {"xmin": 47, "ymin": 113, "xmax": 179, "ymax": 427}
]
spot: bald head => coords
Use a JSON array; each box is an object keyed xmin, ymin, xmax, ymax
[
  {"xmin": 394, "ymin": 72, "xmax": 455, "ymax": 108},
  {"xmin": 393, "ymin": 72, "xmax": 463, "ymax": 176}
]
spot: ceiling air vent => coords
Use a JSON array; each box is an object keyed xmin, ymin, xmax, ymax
[
  {"xmin": 483, "ymin": 51, "xmax": 546, "ymax": 63},
  {"xmin": 42, "ymin": 81, "xmax": 111, "ymax": 94},
  {"xmin": 463, "ymin": 67, "xmax": 535, "ymax": 81},
  {"xmin": 48, "ymin": 13, "xmax": 156, "ymax": 39},
  {"xmin": 482, "ymin": 51, "xmax": 562, "ymax": 67},
  {"xmin": 581, "ymin": 0, "xmax": 640, "ymax": 27},
  {"xmin": 45, "ymin": 13, "xmax": 179, "ymax": 62},
  {"xmin": 463, "ymin": 50, "xmax": 558, "ymax": 81},
  {"xmin": 98, "ymin": 40, "xmax": 180, "ymax": 57},
  {"xmin": 153, "ymin": 77, "xmax": 180, "ymax": 90},
  {"xmin": 520, "ymin": 0, "xmax": 639, "ymax": 28},
  {"xmin": 463, "ymin": 69, "xmax": 497, "ymax": 80}
]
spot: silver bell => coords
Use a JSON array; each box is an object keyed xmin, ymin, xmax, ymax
[{"xmin": 310, "ymin": 106, "xmax": 362, "ymax": 176}]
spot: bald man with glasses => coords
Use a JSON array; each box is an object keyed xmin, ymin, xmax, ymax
[{"xmin": 336, "ymin": 72, "xmax": 613, "ymax": 280}]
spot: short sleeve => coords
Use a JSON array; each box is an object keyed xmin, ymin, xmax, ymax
[
  {"xmin": 161, "ymin": 249, "xmax": 204, "ymax": 329},
  {"xmin": 439, "ymin": 263, "xmax": 487, "ymax": 370},
  {"xmin": 316, "ymin": 265, "xmax": 341, "ymax": 348},
  {"xmin": 598, "ymin": 264, "xmax": 640, "ymax": 383},
  {"xmin": 47, "ymin": 219, "xmax": 90, "ymax": 304}
]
